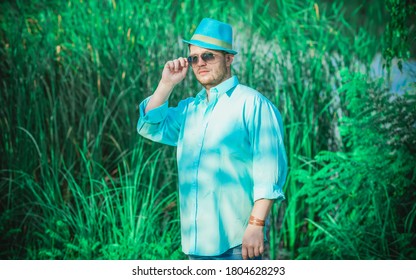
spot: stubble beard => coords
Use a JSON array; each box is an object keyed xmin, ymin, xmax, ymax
[{"xmin": 195, "ymin": 61, "xmax": 230, "ymax": 89}]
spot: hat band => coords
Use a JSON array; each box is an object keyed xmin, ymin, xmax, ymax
[{"xmin": 191, "ymin": 34, "xmax": 232, "ymax": 50}]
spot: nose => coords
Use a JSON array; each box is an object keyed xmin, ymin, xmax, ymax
[{"xmin": 196, "ymin": 55, "xmax": 207, "ymax": 67}]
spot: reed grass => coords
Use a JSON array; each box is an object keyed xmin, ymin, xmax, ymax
[{"xmin": 1, "ymin": 0, "xmax": 414, "ymax": 259}]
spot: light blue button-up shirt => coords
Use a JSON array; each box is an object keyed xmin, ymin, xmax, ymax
[{"xmin": 137, "ymin": 76, "xmax": 287, "ymax": 256}]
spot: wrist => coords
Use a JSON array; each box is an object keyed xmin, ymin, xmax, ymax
[
  {"xmin": 152, "ymin": 81, "xmax": 175, "ymax": 102},
  {"xmin": 156, "ymin": 81, "xmax": 175, "ymax": 95}
]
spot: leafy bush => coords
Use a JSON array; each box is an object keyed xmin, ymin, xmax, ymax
[{"xmin": 295, "ymin": 70, "xmax": 416, "ymax": 259}]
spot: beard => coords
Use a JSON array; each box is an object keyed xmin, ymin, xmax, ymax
[{"xmin": 194, "ymin": 63, "xmax": 230, "ymax": 89}]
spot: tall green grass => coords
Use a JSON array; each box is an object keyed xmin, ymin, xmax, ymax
[
  {"xmin": 1, "ymin": 0, "xmax": 184, "ymax": 259},
  {"xmin": 2, "ymin": 139, "xmax": 182, "ymax": 259},
  {"xmin": 1, "ymin": 0, "xmax": 414, "ymax": 259}
]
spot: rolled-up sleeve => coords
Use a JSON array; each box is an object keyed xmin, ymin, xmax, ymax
[
  {"xmin": 248, "ymin": 96, "xmax": 288, "ymax": 201},
  {"xmin": 137, "ymin": 96, "xmax": 188, "ymax": 146}
]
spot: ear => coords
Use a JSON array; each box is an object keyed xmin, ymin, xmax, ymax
[{"xmin": 225, "ymin": 54, "xmax": 234, "ymax": 66}]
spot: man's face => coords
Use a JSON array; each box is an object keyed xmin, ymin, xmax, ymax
[{"xmin": 189, "ymin": 45, "xmax": 234, "ymax": 90}]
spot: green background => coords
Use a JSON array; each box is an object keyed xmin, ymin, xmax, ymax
[{"xmin": 1, "ymin": 0, "xmax": 415, "ymax": 260}]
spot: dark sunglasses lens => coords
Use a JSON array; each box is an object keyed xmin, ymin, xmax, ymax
[
  {"xmin": 187, "ymin": 53, "xmax": 215, "ymax": 66},
  {"xmin": 187, "ymin": 56, "xmax": 197, "ymax": 64},
  {"xmin": 201, "ymin": 53, "xmax": 215, "ymax": 62}
]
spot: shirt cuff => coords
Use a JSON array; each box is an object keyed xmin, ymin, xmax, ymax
[
  {"xmin": 253, "ymin": 184, "xmax": 285, "ymax": 202},
  {"xmin": 139, "ymin": 96, "xmax": 169, "ymax": 124}
]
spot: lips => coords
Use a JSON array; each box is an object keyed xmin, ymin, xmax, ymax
[{"xmin": 198, "ymin": 69, "xmax": 209, "ymax": 75}]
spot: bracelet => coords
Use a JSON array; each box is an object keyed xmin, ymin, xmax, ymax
[{"xmin": 249, "ymin": 215, "xmax": 265, "ymax": 226}]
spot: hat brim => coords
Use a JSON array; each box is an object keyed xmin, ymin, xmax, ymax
[{"xmin": 183, "ymin": 39, "xmax": 238, "ymax": 55}]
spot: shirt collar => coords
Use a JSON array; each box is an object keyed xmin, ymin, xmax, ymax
[{"xmin": 195, "ymin": 75, "xmax": 239, "ymax": 102}]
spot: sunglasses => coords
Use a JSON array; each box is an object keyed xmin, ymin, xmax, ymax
[{"xmin": 187, "ymin": 52, "xmax": 223, "ymax": 66}]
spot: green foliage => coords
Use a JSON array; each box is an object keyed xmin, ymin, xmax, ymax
[
  {"xmin": 1, "ymin": 0, "xmax": 414, "ymax": 260},
  {"xmin": 249, "ymin": 0, "xmax": 391, "ymax": 259},
  {"xmin": 0, "ymin": 0, "xmax": 183, "ymax": 259},
  {"xmin": 295, "ymin": 70, "xmax": 416, "ymax": 259},
  {"xmin": 382, "ymin": 0, "xmax": 415, "ymax": 72},
  {"xmin": 0, "ymin": 141, "xmax": 183, "ymax": 259}
]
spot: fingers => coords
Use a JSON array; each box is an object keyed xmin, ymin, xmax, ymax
[
  {"xmin": 166, "ymin": 57, "xmax": 188, "ymax": 72},
  {"xmin": 259, "ymin": 244, "xmax": 264, "ymax": 255},
  {"xmin": 242, "ymin": 243, "xmax": 256, "ymax": 260},
  {"xmin": 242, "ymin": 241, "xmax": 264, "ymax": 260},
  {"xmin": 161, "ymin": 57, "xmax": 188, "ymax": 86},
  {"xmin": 242, "ymin": 244, "xmax": 248, "ymax": 260},
  {"xmin": 253, "ymin": 245, "xmax": 260, "ymax": 258}
]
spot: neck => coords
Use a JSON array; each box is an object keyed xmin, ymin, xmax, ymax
[{"xmin": 205, "ymin": 72, "xmax": 232, "ymax": 101}]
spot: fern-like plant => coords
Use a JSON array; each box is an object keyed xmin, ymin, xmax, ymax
[{"xmin": 295, "ymin": 69, "xmax": 416, "ymax": 259}]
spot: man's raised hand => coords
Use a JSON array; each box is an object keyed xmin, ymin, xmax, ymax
[{"xmin": 161, "ymin": 57, "xmax": 189, "ymax": 87}]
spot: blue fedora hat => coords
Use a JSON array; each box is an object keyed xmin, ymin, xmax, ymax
[{"xmin": 183, "ymin": 18, "xmax": 237, "ymax": 55}]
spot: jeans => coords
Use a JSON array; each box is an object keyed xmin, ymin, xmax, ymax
[{"xmin": 188, "ymin": 245, "xmax": 263, "ymax": 260}]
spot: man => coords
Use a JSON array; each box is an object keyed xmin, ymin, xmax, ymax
[{"xmin": 137, "ymin": 18, "xmax": 287, "ymax": 260}]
